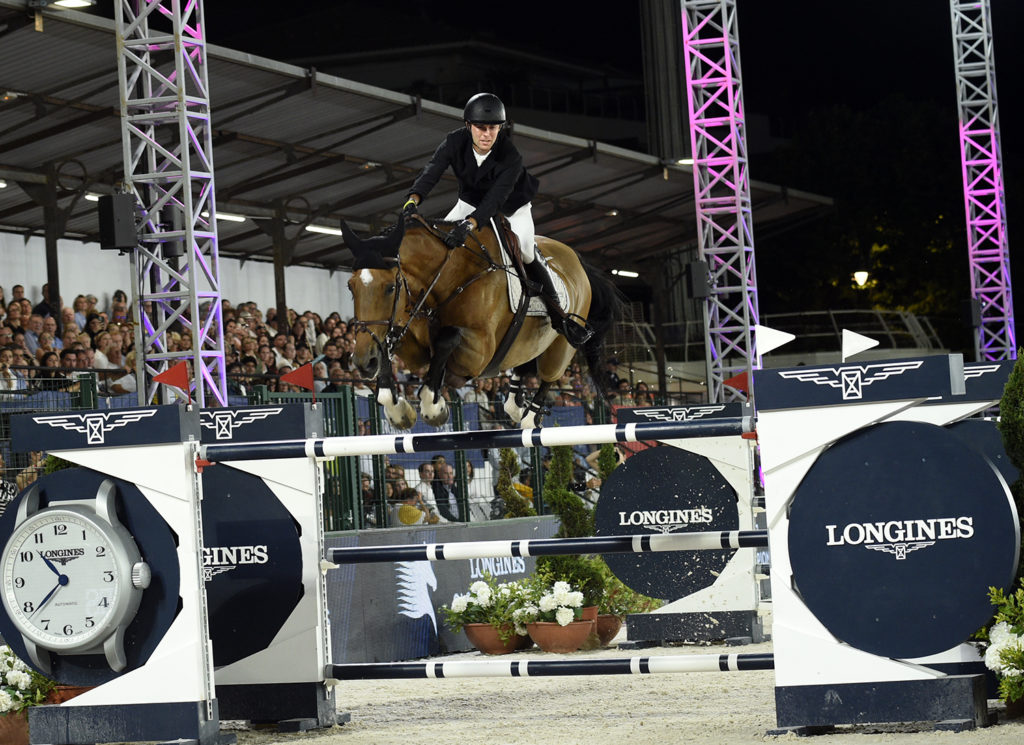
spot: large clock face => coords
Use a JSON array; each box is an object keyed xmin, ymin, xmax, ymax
[{"xmin": 1, "ymin": 508, "xmax": 131, "ymax": 651}]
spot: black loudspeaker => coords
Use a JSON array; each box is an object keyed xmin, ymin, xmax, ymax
[
  {"xmin": 685, "ymin": 260, "xmax": 710, "ymax": 298},
  {"xmin": 98, "ymin": 193, "xmax": 138, "ymax": 250},
  {"xmin": 961, "ymin": 298, "xmax": 982, "ymax": 328}
]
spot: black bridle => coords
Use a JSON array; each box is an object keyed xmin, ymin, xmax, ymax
[{"xmin": 350, "ymin": 216, "xmax": 513, "ymax": 391}]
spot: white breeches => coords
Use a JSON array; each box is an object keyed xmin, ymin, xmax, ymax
[{"xmin": 445, "ymin": 200, "xmax": 536, "ymax": 263}]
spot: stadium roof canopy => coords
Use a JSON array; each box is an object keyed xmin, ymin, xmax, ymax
[{"xmin": 0, "ymin": 2, "xmax": 832, "ymax": 275}]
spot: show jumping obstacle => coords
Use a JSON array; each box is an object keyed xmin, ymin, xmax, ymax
[
  {"xmin": 197, "ymin": 416, "xmax": 753, "ymax": 462},
  {"xmin": 327, "ymin": 653, "xmax": 775, "ymax": 680},
  {"xmin": 4, "ymin": 354, "xmax": 1018, "ymax": 743},
  {"xmin": 323, "ymin": 530, "xmax": 768, "ymax": 565}
]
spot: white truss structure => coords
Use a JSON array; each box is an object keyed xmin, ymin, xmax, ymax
[
  {"xmin": 949, "ymin": 0, "xmax": 1015, "ymax": 361},
  {"xmin": 680, "ymin": 0, "xmax": 760, "ymax": 403},
  {"xmin": 115, "ymin": 0, "xmax": 226, "ymax": 405}
]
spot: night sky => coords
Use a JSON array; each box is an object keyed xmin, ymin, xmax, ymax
[{"xmin": 88, "ymin": 1, "xmax": 1024, "ymax": 341}]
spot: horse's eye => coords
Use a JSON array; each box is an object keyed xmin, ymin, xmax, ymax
[{"xmin": 385, "ymin": 283, "xmax": 396, "ymax": 295}]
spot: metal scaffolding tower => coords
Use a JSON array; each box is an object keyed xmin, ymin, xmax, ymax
[
  {"xmin": 115, "ymin": 0, "xmax": 227, "ymax": 405},
  {"xmin": 949, "ymin": 0, "xmax": 1015, "ymax": 361},
  {"xmin": 680, "ymin": 0, "xmax": 760, "ymax": 403}
]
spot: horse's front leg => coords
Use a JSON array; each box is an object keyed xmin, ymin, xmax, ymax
[
  {"xmin": 502, "ymin": 374, "xmax": 528, "ymax": 424},
  {"xmin": 519, "ymin": 381, "xmax": 552, "ymax": 429},
  {"xmin": 377, "ymin": 381, "xmax": 417, "ymax": 430},
  {"xmin": 420, "ymin": 326, "xmax": 462, "ymax": 427}
]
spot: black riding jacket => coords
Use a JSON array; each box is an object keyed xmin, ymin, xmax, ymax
[{"xmin": 408, "ymin": 128, "xmax": 539, "ymax": 224}]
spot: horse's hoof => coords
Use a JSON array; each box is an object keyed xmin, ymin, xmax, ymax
[
  {"xmin": 386, "ymin": 399, "xmax": 418, "ymax": 430},
  {"xmin": 423, "ymin": 403, "xmax": 450, "ymax": 428}
]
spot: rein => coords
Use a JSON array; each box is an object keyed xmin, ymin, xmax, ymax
[{"xmin": 353, "ymin": 218, "xmax": 518, "ymax": 383}]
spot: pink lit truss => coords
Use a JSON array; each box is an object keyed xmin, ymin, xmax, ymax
[
  {"xmin": 115, "ymin": 0, "xmax": 227, "ymax": 405},
  {"xmin": 680, "ymin": 0, "xmax": 760, "ymax": 403},
  {"xmin": 950, "ymin": 1, "xmax": 1015, "ymax": 361}
]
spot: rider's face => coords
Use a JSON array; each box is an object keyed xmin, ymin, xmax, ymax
[{"xmin": 469, "ymin": 123, "xmax": 501, "ymax": 154}]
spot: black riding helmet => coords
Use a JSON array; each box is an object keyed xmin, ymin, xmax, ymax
[{"xmin": 463, "ymin": 93, "xmax": 506, "ymax": 125}]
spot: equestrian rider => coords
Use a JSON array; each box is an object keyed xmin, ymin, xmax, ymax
[{"xmin": 401, "ymin": 93, "xmax": 592, "ymax": 347}]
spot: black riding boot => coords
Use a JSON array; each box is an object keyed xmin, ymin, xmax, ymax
[{"xmin": 524, "ymin": 257, "xmax": 594, "ymax": 347}]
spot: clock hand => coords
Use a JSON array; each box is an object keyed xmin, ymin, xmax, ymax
[
  {"xmin": 38, "ymin": 552, "xmax": 63, "ymax": 578},
  {"xmin": 30, "ymin": 574, "xmax": 68, "ymax": 618}
]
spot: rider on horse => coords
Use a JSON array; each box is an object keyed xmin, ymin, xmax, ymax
[{"xmin": 401, "ymin": 92, "xmax": 593, "ymax": 347}]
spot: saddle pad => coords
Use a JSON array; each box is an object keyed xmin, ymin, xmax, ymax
[{"xmin": 494, "ymin": 224, "xmax": 569, "ymax": 316}]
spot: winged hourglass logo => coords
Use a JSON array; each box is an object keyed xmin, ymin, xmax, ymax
[
  {"xmin": 777, "ymin": 361, "xmax": 924, "ymax": 401},
  {"xmin": 32, "ymin": 410, "xmax": 159, "ymax": 445},
  {"xmin": 199, "ymin": 407, "xmax": 285, "ymax": 440}
]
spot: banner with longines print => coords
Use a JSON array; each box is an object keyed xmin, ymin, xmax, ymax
[{"xmin": 324, "ymin": 517, "xmax": 559, "ymax": 663}]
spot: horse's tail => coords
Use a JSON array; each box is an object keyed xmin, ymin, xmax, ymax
[{"xmin": 581, "ymin": 261, "xmax": 626, "ymax": 398}]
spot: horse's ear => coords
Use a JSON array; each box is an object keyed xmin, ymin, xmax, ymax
[{"xmin": 342, "ymin": 219, "xmax": 403, "ymax": 270}]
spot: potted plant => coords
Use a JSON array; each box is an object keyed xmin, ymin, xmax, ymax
[
  {"xmin": 596, "ymin": 565, "xmax": 664, "ymax": 646},
  {"xmin": 983, "ymin": 581, "xmax": 1024, "ymax": 717},
  {"xmin": 0, "ymin": 645, "xmax": 56, "ymax": 745},
  {"xmin": 441, "ymin": 573, "xmax": 530, "ymax": 655},
  {"xmin": 517, "ymin": 576, "xmax": 592, "ymax": 653}
]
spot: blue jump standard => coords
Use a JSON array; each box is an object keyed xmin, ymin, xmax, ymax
[
  {"xmin": 324, "ymin": 530, "xmax": 769, "ymax": 565},
  {"xmin": 326, "ymin": 653, "xmax": 775, "ymax": 680},
  {"xmin": 198, "ymin": 417, "xmax": 753, "ymax": 462}
]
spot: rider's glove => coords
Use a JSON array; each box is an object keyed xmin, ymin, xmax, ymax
[
  {"xmin": 401, "ymin": 199, "xmax": 418, "ymax": 218},
  {"xmin": 444, "ymin": 219, "xmax": 473, "ymax": 248}
]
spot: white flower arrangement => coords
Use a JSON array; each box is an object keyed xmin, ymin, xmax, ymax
[
  {"xmin": 442, "ymin": 574, "xmax": 530, "ymax": 642},
  {"xmin": 517, "ymin": 579, "xmax": 585, "ymax": 627},
  {"xmin": 984, "ymin": 583, "xmax": 1024, "ymax": 704},
  {"xmin": 0, "ymin": 645, "xmax": 53, "ymax": 714}
]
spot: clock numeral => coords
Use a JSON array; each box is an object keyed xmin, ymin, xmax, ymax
[
  {"xmin": 97, "ymin": 597, "xmax": 109, "ymax": 608},
  {"xmin": 63, "ymin": 624, "xmax": 73, "ymax": 636},
  {"xmin": 14, "ymin": 577, "xmax": 24, "ymax": 589},
  {"xmin": 40, "ymin": 619, "xmax": 50, "ymax": 631},
  {"xmin": 103, "ymin": 571, "xmax": 114, "ymax": 583},
  {"xmin": 19, "ymin": 551, "xmax": 33, "ymax": 562},
  {"xmin": 95, "ymin": 546, "xmax": 106, "ymax": 557},
  {"xmin": 22, "ymin": 601, "xmax": 34, "ymax": 613},
  {"xmin": 32, "ymin": 532, "xmax": 44, "ymax": 544},
  {"xmin": 53, "ymin": 524, "xmax": 68, "ymax": 536},
  {"xmin": 85, "ymin": 617, "xmax": 95, "ymax": 628}
]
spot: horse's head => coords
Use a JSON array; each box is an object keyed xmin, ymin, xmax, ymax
[{"xmin": 343, "ymin": 220, "xmax": 408, "ymax": 380}]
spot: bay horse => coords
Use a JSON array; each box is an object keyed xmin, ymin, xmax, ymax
[{"xmin": 343, "ymin": 217, "xmax": 621, "ymax": 430}]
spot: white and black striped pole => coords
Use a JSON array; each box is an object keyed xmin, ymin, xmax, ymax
[
  {"xmin": 197, "ymin": 416, "xmax": 753, "ymax": 463},
  {"xmin": 324, "ymin": 530, "xmax": 768, "ymax": 565},
  {"xmin": 326, "ymin": 653, "xmax": 774, "ymax": 680}
]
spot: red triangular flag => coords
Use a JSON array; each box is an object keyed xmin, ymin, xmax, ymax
[
  {"xmin": 153, "ymin": 361, "xmax": 191, "ymax": 402},
  {"xmin": 281, "ymin": 363, "xmax": 315, "ymax": 392},
  {"xmin": 722, "ymin": 371, "xmax": 749, "ymax": 393}
]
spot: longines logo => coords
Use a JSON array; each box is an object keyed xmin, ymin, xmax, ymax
[
  {"xmin": 33, "ymin": 410, "xmax": 159, "ymax": 444},
  {"xmin": 199, "ymin": 407, "xmax": 285, "ymax": 440},
  {"xmin": 618, "ymin": 507, "xmax": 713, "ymax": 534},
  {"xmin": 202, "ymin": 544, "xmax": 269, "ymax": 580},
  {"xmin": 469, "ymin": 556, "xmax": 527, "ymax": 579},
  {"xmin": 825, "ymin": 516, "xmax": 974, "ymax": 560},
  {"xmin": 634, "ymin": 405, "xmax": 726, "ymax": 422},
  {"xmin": 40, "ymin": 548, "xmax": 85, "ymax": 566},
  {"xmin": 778, "ymin": 361, "xmax": 924, "ymax": 400}
]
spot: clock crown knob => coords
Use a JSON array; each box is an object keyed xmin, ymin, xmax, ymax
[{"xmin": 131, "ymin": 562, "xmax": 152, "ymax": 590}]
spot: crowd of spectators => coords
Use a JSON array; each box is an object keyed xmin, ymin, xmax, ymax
[{"xmin": 2, "ymin": 281, "xmax": 661, "ymax": 523}]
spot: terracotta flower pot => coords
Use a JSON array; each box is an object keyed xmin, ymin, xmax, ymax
[
  {"xmin": 526, "ymin": 620, "xmax": 593, "ymax": 653},
  {"xmin": 0, "ymin": 710, "xmax": 29, "ymax": 745},
  {"xmin": 46, "ymin": 686, "xmax": 93, "ymax": 704},
  {"xmin": 463, "ymin": 623, "xmax": 520, "ymax": 655},
  {"xmin": 595, "ymin": 614, "xmax": 624, "ymax": 646},
  {"xmin": 1005, "ymin": 696, "xmax": 1024, "ymax": 720}
]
